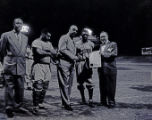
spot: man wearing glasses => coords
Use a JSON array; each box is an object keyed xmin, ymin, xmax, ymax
[{"xmin": 98, "ymin": 31, "xmax": 118, "ymax": 108}]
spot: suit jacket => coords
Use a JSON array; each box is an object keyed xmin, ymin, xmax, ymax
[
  {"xmin": 100, "ymin": 41, "xmax": 117, "ymax": 70},
  {"xmin": 0, "ymin": 30, "xmax": 28, "ymax": 75},
  {"xmin": 58, "ymin": 34, "xmax": 77, "ymax": 67}
]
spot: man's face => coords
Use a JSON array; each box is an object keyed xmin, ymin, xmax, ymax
[
  {"xmin": 100, "ymin": 33, "xmax": 108, "ymax": 44},
  {"xmin": 69, "ymin": 26, "xmax": 78, "ymax": 37},
  {"xmin": 14, "ymin": 19, "xmax": 23, "ymax": 32},
  {"xmin": 82, "ymin": 31, "xmax": 89, "ymax": 41},
  {"xmin": 42, "ymin": 32, "xmax": 51, "ymax": 41}
]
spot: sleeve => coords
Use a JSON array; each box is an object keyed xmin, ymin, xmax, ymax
[
  {"xmin": 111, "ymin": 42, "xmax": 118, "ymax": 56},
  {"xmin": 0, "ymin": 33, "xmax": 7, "ymax": 62},
  {"xmin": 91, "ymin": 41, "xmax": 95, "ymax": 49},
  {"xmin": 32, "ymin": 40, "xmax": 42, "ymax": 49},
  {"xmin": 58, "ymin": 36, "xmax": 67, "ymax": 51}
]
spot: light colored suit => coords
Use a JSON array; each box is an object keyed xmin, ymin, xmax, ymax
[
  {"xmin": 0, "ymin": 30, "xmax": 28, "ymax": 109},
  {"xmin": 0, "ymin": 30, "xmax": 28, "ymax": 75},
  {"xmin": 57, "ymin": 34, "xmax": 77, "ymax": 107}
]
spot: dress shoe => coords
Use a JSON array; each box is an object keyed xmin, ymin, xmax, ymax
[
  {"xmin": 108, "ymin": 101, "xmax": 115, "ymax": 108},
  {"xmin": 100, "ymin": 101, "xmax": 108, "ymax": 106},
  {"xmin": 39, "ymin": 103, "xmax": 45, "ymax": 109},
  {"xmin": 88, "ymin": 99, "xmax": 95, "ymax": 107},
  {"xmin": 64, "ymin": 105, "xmax": 73, "ymax": 111},
  {"xmin": 32, "ymin": 106, "xmax": 39, "ymax": 115},
  {"xmin": 6, "ymin": 109, "xmax": 14, "ymax": 118},
  {"xmin": 14, "ymin": 103, "xmax": 22, "ymax": 109}
]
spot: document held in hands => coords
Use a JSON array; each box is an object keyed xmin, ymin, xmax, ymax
[{"xmin": 89, "ymin": 50, "xmax": 101, "ymax": 68}]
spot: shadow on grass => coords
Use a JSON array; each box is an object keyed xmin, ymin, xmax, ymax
[
  {"xmin": 1, "ymin": 95, "xmax": 152, "ymax": 118},
  {"xmin": 117, "ymin": 67, "xmax": 134, "ymax": 70},
  {"xmin": 116, "ymin": 102, "xmax": 152, "ymax": 109},
  {"xmin": 130, "ymin": 85, "xmax": 152, "ymax": 92}
]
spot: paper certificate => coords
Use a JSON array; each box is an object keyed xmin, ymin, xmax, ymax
[{"xmin": 89, "ymin": 50, "xmax": 101, "ymax": 68}]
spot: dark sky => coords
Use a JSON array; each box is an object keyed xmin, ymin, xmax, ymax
[{"xmin": 0, "ymin": 0, "xmax": 152, "ymax": 55}]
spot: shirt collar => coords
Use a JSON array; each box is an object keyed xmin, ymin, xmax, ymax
[{"xmin": 12, "ymin": 29, "xmax": 21, "ymax": 35}]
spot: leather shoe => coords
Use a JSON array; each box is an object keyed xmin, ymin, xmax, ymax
[
  {"xmin": 14, "ymin": 103, "xmax": 22, "ymax": 109},
  {"xmin": 88, "ymin": 99, "xmax": 95, "ymax": 107},
  {"xmin": 64, "ymin": 105, "xmax": 73, "ymax": 111},
  {"xmin": 100, "ymin": 101, "xmax": 108, "ymax": 106},
  {"xmin": 108, "ymin": 102, "xmax": 115, "ymax": 108},
  {"xmin": 32, "ymin": 106, "xmax": 39, "ymax": 115},
  {"xmin": 6, "ymin": 109, "xmax": 14, "ymax": 118}
]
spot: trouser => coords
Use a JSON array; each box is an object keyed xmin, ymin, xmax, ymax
[
  {"xmin": 32, "ymin": 63, "xmax": 51, "ymax": 106},
  {"xmin": 76, "ymin": 61, "xmax": 94, "ymax": 101},
  {"xmin": 98, "ymin": 68, "xmax": 117, "ymax": 104},
  {"xmin": 77, "ymin": 83, "xmax": 93, "ymax": 102},
  {"xmin": 4, "ymin": 74, "xmax": 24, "ymax": 110},
  {"xmin": 32, "ymin": 80, "xmax": 49, "ymax": 106},
  {"xmin": 57, "ymin": 64, "xmax": 74, "ymax": 107}
]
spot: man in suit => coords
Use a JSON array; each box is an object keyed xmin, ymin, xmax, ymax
[
  {"xmin": 57, "ymin": 25, "xmax": 79, "ymax": 111},
  {"xmin": 75, "ymin": 28, "xmax": 94, "ymax": 106},
  {"xmin": 97, "ymin": 31, "xmax": 117, "ymax": 108},
  {"xmin": 0, "ymin": 18, "xmax": 28, "ymax": 117}
]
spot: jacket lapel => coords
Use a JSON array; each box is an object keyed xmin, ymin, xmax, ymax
[
  {"xmin": 9, "ymin": 31, "xmax": 21, "ymax": 54},
  {"xmin": 18, "ymin": 34, "xmax": 27, "ymax": 56}
]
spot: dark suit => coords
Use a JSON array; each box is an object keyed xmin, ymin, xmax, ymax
[
  {"xmin": 98, "ymin": 41, "xmax": 117, "ymax": 105},
  {"xmin": 0, "ymin": 30, "xmax": 28, "ymax": 110}
]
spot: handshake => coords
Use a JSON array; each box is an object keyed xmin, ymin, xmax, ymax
[{"xmin": 74, "ymin": 55, "xmax": 86, "ymax": 62}]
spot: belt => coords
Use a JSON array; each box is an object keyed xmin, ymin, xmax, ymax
[
  {"xmin": 34, "ymin": 62, "xmax": 50, "ymax": 65},
  {"xmin": 7, "ymin": 55, "xmax": 25, "ymax": 58}
]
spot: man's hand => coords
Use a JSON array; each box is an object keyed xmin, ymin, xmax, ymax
[
  {"xmin": 74, "ymin": 56, "xmax": 79, "ymax": 61},
  {"xmin": 102, "ymin": 52, "xmax": 111, "ymax": 58},
  {"xmin": 77, "ymin": 55, "xmax": 86, "ymax": 61}
]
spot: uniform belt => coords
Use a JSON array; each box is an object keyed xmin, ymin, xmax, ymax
[
  {"xmin": 34, "ymin": 62, "xmax": 50, "ymax": 65},
  {"xmin": 7, "ymin": 55, "xmax": 25, "ymax": 58}
]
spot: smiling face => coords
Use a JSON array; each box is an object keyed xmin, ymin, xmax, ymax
[
  {"xmin": 100, "ymin": 32, "xmax": 109, "ymax": 44},
  {"xmin": 69, "ymin": 25, "xmax": 78, "ymax": 38},
  {"xmin": 13, "ymin": 18, "xmax": 23, "ymax": 33},
  {"xmin": 81, "ymin": 29, "xmax": 89, "ymax": 41}
]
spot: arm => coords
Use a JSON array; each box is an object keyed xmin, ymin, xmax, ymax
[
  {"xmin": 32, "ymin": 40, "xmax": 53, "ymax": 57},
  {"xmin": 50, "ymin": 49, "xmax": 57, "ymax": 55},
  {"xmin": 58, "ymin": 36, "xmax": 78, "ymax": 60},
  {"xmin": 0, "ymin": 33, "xmax": 7, "ymax": 63},
  {"xmin": 110, "ymin": 42, "xmax": 118, "ymax": 57},
  {"xmin": 33, "ymin": 47, "xmax": 52, "ymax": 56},
  {"xmin": 101, "ymin": 42, "xmax": 118, "ymax": 58},
  {"xmin": 60, "ymin": 49, "xmax": 78, "ymax": 60}
]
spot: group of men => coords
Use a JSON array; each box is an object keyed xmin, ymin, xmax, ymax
[{"xmin": 0, "ymin": 18, "xmax": 117, "ymax": 118}]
